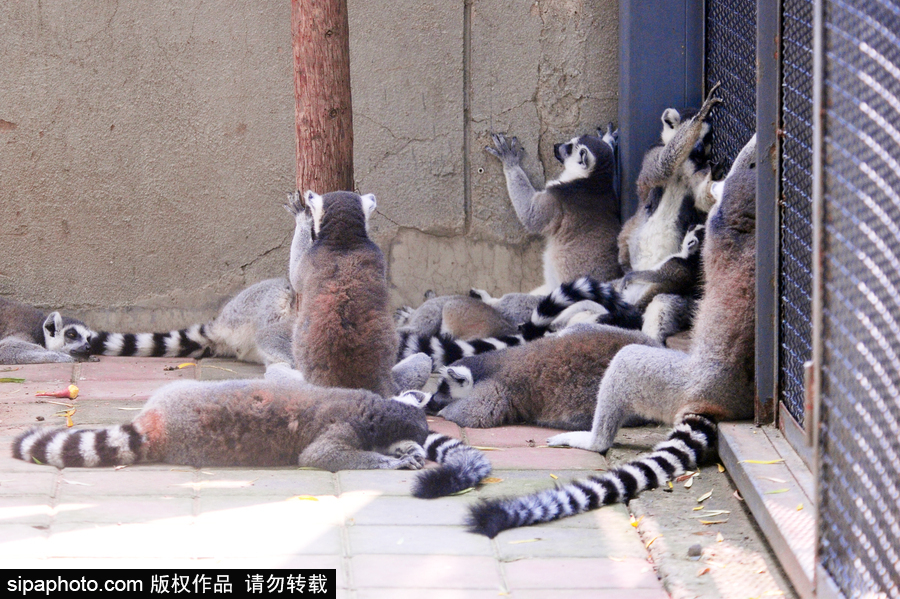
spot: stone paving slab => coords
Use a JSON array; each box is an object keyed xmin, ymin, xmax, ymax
[
  {"xmin": 0, "ymin": 363, "xmax": 76, "ymax": 383},
  {"xmin": 503, "ymin": 556, "xmax": 661, "ymax": 589},
  {"xmin": 76, "ymin": 356, "xmax": 195, "ymax": 381}
]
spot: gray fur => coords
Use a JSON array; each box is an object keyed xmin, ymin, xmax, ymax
[
  {"xmin": 13, "ymin": 377, "xmax": 490, "ymax": 499},
  {"xmin": 619, "ymin": 223, "xmax": 705, "ymax": 310},
  {"xmin": 286, "ymin": 190, "xmax": 316, "ymax": 296},
  {"xmin": 549, "ymin": 134, "xmax": 758, "ymax": 453},
  {"xmin": 0, "ymin": 297, "xmax": 92, "ymax": 364},
  {"xmin": 468, "ymin": 289, "xmax": 543, "ymax": 325},
  {"xmin": 396, "ymin": 294, "xmax": 519, "ymax": 354},
  {"xmin": 486, "ymin": 130, "xmax": 622, "ymax": 290},
  {"xmin": 292, "ymin": 191, "xmax": 397, "ymax": 396},
  {"xmin": 618, "ymin": 84, "xmax": 721, "ymax": 274},
  {"xmin": 640, "ymin": 293, "xmax": 698, "ymax": 344},
  {"xmin": 390, "ymin": 353, "xmax": 433, "ymax": 393},
  {"xmin": 431, "ymin": 325, "xmax": 660, "ymax": 430}
]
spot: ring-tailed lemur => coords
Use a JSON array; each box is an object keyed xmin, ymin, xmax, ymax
[
  {"xmin": 89, "ymin": 277, "xmax": 296, "ymax": 365},
  {"xmin": 465, "ymin": 134, "xmax": 758, "ymax": 537},
  {"xmin": 620, "ymin": 224, "xmax": 705, "ymax": 310},
  {"xmin": 396, "ymin": 294, "xmax": 518, "ymax": 349},
  {"xmin": 88, "ymin": 192, "xmax": 316, "ymax": 366},
  {"xmin": 292, "ymin": 190, "xmax": 397, "ymax": 397},
  {"xmin": 427, "ymin": 324, "xmax": 659, "ymax": 429},
  {"xmin": 485, "ymin": 124, "xmax": 622, "ymax": 292},
  {"xmin": 394, "ymin": 291, "xmax": 543, "ymax": 362},
  {"xmin": 510, "ymin": 224, "xmax": 706, "ymax": 344},
  {"xmin": 0, "ymin": 297, "xmax": 93, "ymax": 364},
  {"xmin": 397, "ymin": 278, "xmax": 642, "ymax": 370},
  {"xmin": 552, "ymin": 223, "xmax": 704, "ymax": 344},
  {"xmin": 618, "ymin": 83, "xmax": 721, "ymax": 275},
  {"xmin": 466, "ymin": 289, "xmax": 543, "ymax": 325},
  {"xmin": 12, "ymin": 376, "xmax": 491, "ymax": 499}
]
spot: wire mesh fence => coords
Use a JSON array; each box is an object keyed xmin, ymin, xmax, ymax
[
  {"xmin": 779, "ymin": 0, "xmax": 816, "ymax": 427},
  {"xmin": 818, "ymin": 0, "xmax": 900, "ymax": 596},
  {"xmin": 704, "ymin": 0, "xmax": 757, "ymax": 169}
]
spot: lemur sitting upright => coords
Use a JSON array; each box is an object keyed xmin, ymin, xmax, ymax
[
  {"xmin": 618, "ymin": 83, "xmax": 721, "ymax": 274},
  {"xmin": 467, "ymin": 134, "xmax": 758, "ymax": 538},
  {"xmin": 515, "ymin": 89, "xmax": 723, "ymax": 341},
  {"xmin": 292, "ymin": 190, "xmax": 397, "ymax": 397},
  {"xmin": 0, "ymin": 297, "xmax": 92, "ymax": 364},
  {"xmin": 486, "ymin": 124, "xmax": 622, "ymax": 292}
]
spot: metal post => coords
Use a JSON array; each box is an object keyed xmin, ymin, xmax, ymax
[{"xmin": 754, "ymin": 0, "xmax": 783, "ymax": 426}]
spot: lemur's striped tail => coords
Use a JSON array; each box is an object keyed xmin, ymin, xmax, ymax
[
  {"xmin": 465, "ymin": 414, "xmax": 716, "ymax": 537},
  {"xmin": 397, "ymin": 277, "xmax": 641, "ymax": 369},
  {"xmin": 519, "ymin": 276, "xmax": 643, "ymax": 340},
  {"xmin": 89, "ymin": 324, "xmax": 215, "ymax": 359},
  {"xmin": 398, "ymin": 332, "xmax": 526, "ymax": 370},
  {"xmin": 13, "ymin": 425, "xmax": 147, "ymax": 468},
  {"xmin": 412, "ymin": 432, "xmax": 493, "ymax": 499}
]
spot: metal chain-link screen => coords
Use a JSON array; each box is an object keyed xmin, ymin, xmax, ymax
[
  {"xmin": 818, "ymin": 0, "xmax": 900, "ymax": 596},
  {"xmin": 704, "ymin": 0, "xmax": 757, "ymax": 169},
  {"xmin": 779, "ymin": 0, "xmax": 815, "ymax": 426}
]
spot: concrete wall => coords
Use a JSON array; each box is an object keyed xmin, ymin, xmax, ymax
[{"xmin": 0, "ymin": 0, "xmax": 617, "ymax": 331}]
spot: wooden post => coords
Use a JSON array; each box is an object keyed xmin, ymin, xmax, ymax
[{"xmin": 291, "ymin": 0, "xmax": 354, "ymax": 194}]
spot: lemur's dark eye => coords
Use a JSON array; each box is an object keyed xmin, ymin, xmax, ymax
[{"xmin": 65, "ymin": 330, "xmax": 77, "ymax": 339}]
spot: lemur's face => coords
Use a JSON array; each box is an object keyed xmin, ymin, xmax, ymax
[
  {"xmin": 682, "ymin": 225, "xmax": 705, "ymax": 255},
  {"xmin": 660, "ymin": 109, "xmax": 682, "ymax": 145},
  {"xmin": 43, "ymin": 314, "xmax": 93, "ymax": 358},
  {"xmin": 553, "ymin": 137, "xmax": 596, "ymax": 182}
]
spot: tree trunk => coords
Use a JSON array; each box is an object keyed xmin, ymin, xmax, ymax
[{"xmin": 291, "ymin": 0, "xmax": 354, "ymax": 194}]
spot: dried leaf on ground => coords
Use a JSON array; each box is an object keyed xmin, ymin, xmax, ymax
[{"xmin": 507, "ymin": 538, "xmax": 541, "ymax": 545}]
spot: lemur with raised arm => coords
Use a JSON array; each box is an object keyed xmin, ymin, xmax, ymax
[
  {"xmin": 506, "ymin": 88, "xmax": 723, "ymax": 343},
  {"xmin": 485, "ymin": 124, "xmax": 622, "ymax": 292},
  {"xmin": 467, "ymin": 134, "xmax": 758, "ymax": 538},
  {"xmin": 618, "ymin": 84, "xmax": 721, "ymax": 274}
]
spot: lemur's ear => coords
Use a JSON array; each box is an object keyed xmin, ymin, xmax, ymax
[
  {"xmin": 305, "ymin": 190, "xmax": 325, "ymax": 235},
  {"xmin": 43, "ymin": 312, "xmax": 64, "ymax": 339},
  {"xmin": 360, "ymin": 194, "xmax": 377, "ymax": 219}
]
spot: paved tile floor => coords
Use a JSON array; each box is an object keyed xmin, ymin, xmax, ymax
[{"xmin": 0, "ymin": 357, "xmax": 667, "ymax": 597}]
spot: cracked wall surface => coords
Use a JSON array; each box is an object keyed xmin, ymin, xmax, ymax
[{"xmin": 0, "ymin": 0, "xmax": 617, "ymax": 330}]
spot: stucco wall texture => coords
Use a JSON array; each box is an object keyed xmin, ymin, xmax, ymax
[{"xmin": 0, "ymin": 0, "xmax": 617, "ymax": 331}]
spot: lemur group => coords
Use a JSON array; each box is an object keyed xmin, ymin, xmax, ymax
[{"xmin": 3, "ymin": 83, "xmax": 758, "ymax": 538}]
